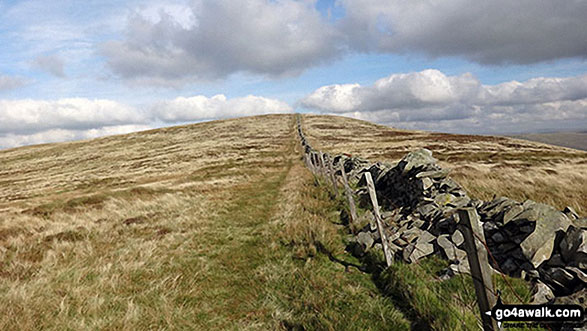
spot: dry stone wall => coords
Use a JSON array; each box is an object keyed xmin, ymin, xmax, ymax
[{"xmin": 297, "ymin": 118, "xmax": 586, "ymax": 306}]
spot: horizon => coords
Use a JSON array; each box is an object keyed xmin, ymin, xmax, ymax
[{"xmin": 1, "ymin": 0, "xmax": 586, "ymax": 149}]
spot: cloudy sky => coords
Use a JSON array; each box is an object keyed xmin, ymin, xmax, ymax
[{"xmin": 1, "ymin": 0, "xmax": 586, "ymax": 149}]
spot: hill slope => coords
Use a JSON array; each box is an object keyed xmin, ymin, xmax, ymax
[
  {"xmin": 0, "ymin": 114, "xmax": 584, "ymax": 329},
  {"xmin": 511, "ymin": 131, "xmax": 587, "ymax": 151},
  {"xmin": 0, "ymin": 114, "xmax": 410, "ymax": 330},
  {"xmin": 302, "ymin": 114, "xmax": 586, "ymax": 215}
]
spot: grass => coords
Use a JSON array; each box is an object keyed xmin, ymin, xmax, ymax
[
  {"xmin": 264, "ymin": 157, "xmax": 411, "ymax": 330},
  {"xmin": 0, "ymin": 114, "xmax": 411, "ymax": 330}
]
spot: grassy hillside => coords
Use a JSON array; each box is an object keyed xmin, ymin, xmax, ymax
[
  {"xmin": 302, "ymin": 114, "xmax": 587, "ymax": 215},
  {"xmin": 0, "ymin": 114, "xmax": 409, "ymax": 329},
  {"xmin": 511, "ymin": 132, "xmax": 587, "ymax": 152},
  {"xmin": 0, "ymin": 113, "xmax": 582, "ymax": 329}
]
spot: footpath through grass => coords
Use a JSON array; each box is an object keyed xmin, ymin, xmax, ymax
[{"xmin": 183, "ymin": 151, "xmax": 412, "ymax": 329}]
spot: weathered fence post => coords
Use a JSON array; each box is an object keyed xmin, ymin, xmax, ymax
[
  {"xmin": 457, "ymin": 208, "xmax": 499, "ymax": 331},
  {"xmin": 327, "ymin": 160, "xmax": 339, "ymax": 198},
  {"xmin": 305, "ymin": 152, "xmax": 315, "ymax": 174},
  {"xmin": 311, "ymin": 152, "xmax": 319, "ymax": 173},
  {"xmin": 318, "ymin": 151, "xmax": 326, "ymax": 178},
  {"xmin": 364, "ymin": 172, "xmax": 393, "ymax": 267},
  {"xmin": 339, "ymin": 162, "xmax": 358, "ymax": 230}
]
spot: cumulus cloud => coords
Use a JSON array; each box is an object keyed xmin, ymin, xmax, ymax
[
  {"xmin": 338, "ymin": 0, "xmax": 587, "ymax": 64},
  {"xmin": 101, "ymin": 0, "xmax": 339, "ymax": 84},
  {"xmin": 301, "ymin": 69, "xmax": 587, "ymax": 133},
  {"xmin": 0, "ymin": 74, "xmax": 27, "ymax": 91},
  {"xmin": 0, "ymin": 94, "xmax": 293, "ymax": 149},
  {"xmin": 99, "ymin": 0, "xmax": 587, "ymax": 85},
  {"xmin": 0, "ymin": 98, "xmax": 146, "ymax": 134},
  {"xmin": 0, "ymin": 125, "xmax": 153, "ymax": 150},
  {"xmin": 153, "ymin": 94, "xmax": 293, "ymax": 122},
  {"xmin": 33, "ymin": 54, "xmax": 66, "ymax": 77}
]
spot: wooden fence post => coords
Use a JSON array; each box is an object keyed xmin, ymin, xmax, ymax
[
  {"xmin": 457, "ymin": 208, "xmax": 499, "ymax": 331},
  {"xmin": 318, "ymin": 152, "xmax": 326, "ymax": 178},
  {"xmin": 339, "ymin": 162, "xmax": 358, "ymax": 230},
  {"xmin": 364, "ymin": 172, "xmax": 393, "ymax": 267},
  {"xmin": 327, "ymin": 160, "xmax": 339, "ymax": 198},
  {"xmin": 311, "ymin": 152, "xmax": 319, "ymax": 173}
]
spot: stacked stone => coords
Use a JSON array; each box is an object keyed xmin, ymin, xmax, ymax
[
  {"xmin": 347, "ymin": 149, "xmax": 473, "ymax": 274},
  {"xmin": 477, "ymin": 197, "xmax": 587, "ymax": 303}
]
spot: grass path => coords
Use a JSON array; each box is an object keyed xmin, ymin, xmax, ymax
[{"xmin": 180, "ymin": 127, "xmax": 410, "ymax": 329}]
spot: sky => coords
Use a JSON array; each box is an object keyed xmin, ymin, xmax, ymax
[{"xmin": 1, "ymin": 0, "xmax": 586, "ymax": 149}]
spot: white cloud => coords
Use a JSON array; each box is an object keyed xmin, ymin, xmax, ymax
[
  {"xmin": 98, "ymin": 0, "xmax": 587, "ymax": 85},
  {"xmin": 0, "ymin": 125, "xmax": 152, "ymax": 150},
  {"xmin": 0, "ymin": 98, "xmax": 146, "ymax": 134},
  {"xmin": 0, "ymin": 74, "xmax": 27, "ymax": 91},
  {"xmin": 101, "ymin": 0, "xmax": 340, "ymax": 84},
  {"xmin": 153, "ymin": 94, "xmax": 293, "ymax": 122},
  {"xmin": 301, "ymin": 70, "xmax": 587, "ymax": 133},
  {"xmin": 338, "ymin": 0, "xmax": 587, "ymax": 64},
  {"xmin": 0, "ymin": 94, "xmax": 293, "ymax": 149}
]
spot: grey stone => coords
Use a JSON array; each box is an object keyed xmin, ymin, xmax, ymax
[
  {"xmin": 381, "ymin": 211, "xmax": 394, "ymax": 221},
  {"xmin": 563, "ymin": 206, "xmax": 579, "ymax": 220},
  {"xmin": 410, "ymin": 241, "xmax": 435, "ymax": 263},
  {"xmin": 554, "ymin": 288, "xmax": 587, "ymax": 308},
  {"xmin": 438, "ymin": 235, "xmax": 467, "ymax": 261},
  {"xmin": 449, "ymin": 259, "xmax": 470, "ymax": 274},
  {"xmin": 567, "ymin": 267, "xmax": 587, "ymax": 283},
  {"xmin": 531, "ymin": 281, "xmax": 555, "ymax": 304},
  {"xmin": 412, "ymin": 219, "xmax": 425, "ymax": 229},
  {"xmin": 451, "ymin": 230, "xmax": 465, "ymax": 246},
  {"xmin": 517, "ymin": 201, "xmax": 573, "ymax": 268},
  {"xmin": 545, "ymin": 267, "xmax": 576, "ymax": 288},
  {"xmin": 479, "ymin": 197, "xmax": 518, "ymax": 220},
  {"xmin": 403, "ymin": 242, "xmax": 416, "ymax": 262},
  {"xmin": 415, "ymin": 169, "xmax": 449, "ymax": 179},
  {"xmin": 471, "ymin": 199, "xmax": 484, "ymax": 209},
  {"xmin": 434, "ymin": 193, "xmax": 456, "ymax": 207},
  {"xmin": 561, "ymin": 226, "xmax": 587, "ymax": 268},
  {"xmin": 417, "ymin": 230, "xmax": 436, "ymax": 244},
  {"xmin": 501, "ymin": 258, "xmax": 519, "ymax": 274},
  {"xmin": 398, "ymin": 149, "xmax": 436, "ymax": 174},
  {"xmin": 447, "ymin": 196, "xmax": 471, "ymax": 209},
  {"xmin": 503, "ymin": 205, "xmax": 524, "ymax": 223},
  {"xmin": 546, "ymin": 254, "xmax": 566, "ymax": 267},
  {"xmin": 420, "ymin": 177, "xmax": 434, "ymax": 190},
  {"xmin": 357, "ymin": 232, "xmax": 374, "ymax": 250},
  {"xmin": 394, "ymin": 237, "xmax": 409, "ymax": 247},
  {"xmin": 491, "ymin": 231, "xmax": 506, "ymax": 243},
  {"xmin": 401, "ymin": 228, "xmax": 424, "ymax": 243}
]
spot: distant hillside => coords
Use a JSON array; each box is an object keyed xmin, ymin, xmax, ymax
[
  {"xmin": 510, "ymin": 131, "xmax": 587, "ymax": 151},
  {"xmin": 302, "ymin": 114, "xmax": 586, "ymax": 215}
]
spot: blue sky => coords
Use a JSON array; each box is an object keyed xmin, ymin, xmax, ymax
[{"xmin": 1, "ymin": 0, "xmax": 586, "ymax": 149}]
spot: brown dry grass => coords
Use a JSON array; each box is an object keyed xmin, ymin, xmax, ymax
[
  {"xmin": 301, "ymin": 114, "xmax": 587, "ymax": 215},
  {"xmin": 0, "ymin": 114, "xmax": 413, "ymax": 329},
  {"xmin": 0, "ymin": 114, "xmax": 295, "ymax": 329}
]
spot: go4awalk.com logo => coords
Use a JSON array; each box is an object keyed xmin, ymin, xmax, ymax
[{"xmin": 486, "ymin": 298, "xmax": 584, "ymax": 329}]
